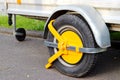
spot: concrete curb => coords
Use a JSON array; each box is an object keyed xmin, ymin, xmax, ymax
[{"xmin": 0, "ymin": 27, "xmax": 43, "ymax": 38}]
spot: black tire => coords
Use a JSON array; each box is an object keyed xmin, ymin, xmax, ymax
[
  {"xmin": 15, "ymin": 28, "xmax": 26, "ymax": 41},
  {"xmin": 47, "ymin": 14, "xmax": 97, "ymax": 77}
]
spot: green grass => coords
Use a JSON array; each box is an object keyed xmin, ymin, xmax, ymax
[
  {"xmin": 110, "ymin": 31, "xmax": 120, "ymax": 40},
  {"xmin": 0, "ymin": 15, "xmax": 9, "ymax": 28},
  {"xmin": 0, "ymin": 15, "xmax": 45, "ymax": 31}
]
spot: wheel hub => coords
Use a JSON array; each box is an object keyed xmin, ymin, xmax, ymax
[{"xmin": 60, "ymin": 31, "xmax": 83, "ymax": 64}]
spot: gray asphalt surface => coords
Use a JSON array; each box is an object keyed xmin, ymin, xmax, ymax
[{"xmin": 0, "ymin": 33, "xmax": 120, "ymax": 80}]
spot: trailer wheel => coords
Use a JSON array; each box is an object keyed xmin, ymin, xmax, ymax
[
  {"xmin": 47, "ymin": 14, "xmax": 97, "ymax": 77},
  {"xmin": 15, "ymin": 28, "xmax": 26, "ymax": 41}
]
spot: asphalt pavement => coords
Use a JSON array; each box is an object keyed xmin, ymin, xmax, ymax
[{"xmin": 0, "ymin": 32, "xmax": 120, "ymax": 80}]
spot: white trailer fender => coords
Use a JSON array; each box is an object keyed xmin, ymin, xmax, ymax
[{"xmin": 44, "ymin": 5, "xmax": 111, "ymax": 48}]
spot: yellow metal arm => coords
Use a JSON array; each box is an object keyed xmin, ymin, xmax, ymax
[
  {"xmin": 48, "ymin": 20, "xmax": 63, "ymax": 42},
  {"xmin": 45, "ymin": 20, "xmax": 67, "ymax": 69},
  {"xmin": 45, "ymin": 51, "xmax": 63, "ymax": 69}
]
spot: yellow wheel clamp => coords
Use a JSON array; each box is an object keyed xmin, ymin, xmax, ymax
[{"xmin": 45, "ymin": 20, "xmax": 106, "ymax": 69}]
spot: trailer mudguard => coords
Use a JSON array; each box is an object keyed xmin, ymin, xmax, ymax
[{"xmin": 44, "ymin": 5, "xmax": 111, "ymax": 48}]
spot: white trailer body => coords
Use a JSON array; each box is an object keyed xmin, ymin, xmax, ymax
[
  {"xmin": 0, "ymin": 0, "xmax": 5, "ymax": 13},
  {"xmin": 5, "ymin": 0, "xmax": 120, "ymax": 24},
  {"xmin": 1, "ymin": 0, "xmax": 120, "ymax": 77}
]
